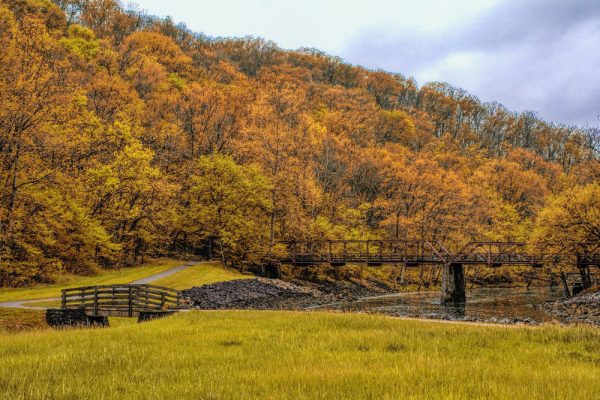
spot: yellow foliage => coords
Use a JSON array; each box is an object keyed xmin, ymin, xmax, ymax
[
  {"xmin": 0, "ymin": 2, "xmax": 596, "ymax": 286},
  {"xmin": 532, "ymin": 183, "xmax": 600, "ymax": 252}
]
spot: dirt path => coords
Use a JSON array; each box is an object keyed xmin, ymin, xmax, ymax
[
  {"xmin": 0, "ymin": 262, "xmax": 198, "ymax": 310},
  {"xmin": 130, "ymin": 262, "xmax": 196, "ymax": 284},
  {"xmin": 0, "ymin": 298, "xmax": 57, "ymax": 310}
]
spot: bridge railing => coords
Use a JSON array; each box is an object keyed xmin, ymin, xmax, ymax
[
  {"xmin": 283, "ymin": 240, "xmax": 451, "ymax": 265},
  {"xmin": 280, "ymin": 240, "xmax": 600, "ymax": 268},
  {"xmin": 61, "ymin": 284, "xmax": 182, "ymax": 317}
]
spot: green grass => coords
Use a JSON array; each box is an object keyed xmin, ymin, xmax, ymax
[
  {"xmin": 151, "ymin": 261, "xmax": 249, "ymax": 289},
  {"xmin": 0, "ymin": 259, "xmax": 184, "ymax": 302},
  {"xmin": 0, "ymin": 311, "xmax": 598, "ymax": 399}
]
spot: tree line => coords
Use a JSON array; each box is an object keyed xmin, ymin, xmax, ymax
[{"xmin": 0, "ymin": 0, "xmax": 598, "ymax": 286}]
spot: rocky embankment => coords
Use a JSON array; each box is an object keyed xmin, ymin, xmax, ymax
[
  {"xmin": 182, "ymin": 278, "xmax": 392, "ymax": 310},
  {"xmin": 541, "ymin": 290, "xmax": 600, "ymax": 326},
  {"xmin": 182, "ymin": 278, "xmax": 600, "ymax": 327}
]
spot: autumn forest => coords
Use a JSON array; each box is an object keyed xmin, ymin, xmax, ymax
[{"xmin": 1, "ymin": 0, "xmax": 599, "ymax": 287}]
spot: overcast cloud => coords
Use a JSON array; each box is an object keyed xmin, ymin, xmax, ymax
[
  {"xmin": 342, "ymin": 0, "xmax": 600, "ymax": 127},
  {"xmin": 135, "ymin": 0, "xmax": 600, "ymax": 127}
]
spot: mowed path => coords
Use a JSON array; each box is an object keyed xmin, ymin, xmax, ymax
[{"xmin": 0, "ymin": 262, "xmax": 198, "ymax": 310}]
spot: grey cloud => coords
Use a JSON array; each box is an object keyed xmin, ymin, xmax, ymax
[
  {"xmin": 341, "ymin": 0, "xmax": 600, "ymax": 126},
  {"xmin": 465, "ymin": 0, "xmax": 600, "ymax": 49}
]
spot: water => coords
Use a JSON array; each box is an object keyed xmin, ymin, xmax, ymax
[{"xmin": 328, "ymin": 287, "xmax": 565, "ymax": 323}]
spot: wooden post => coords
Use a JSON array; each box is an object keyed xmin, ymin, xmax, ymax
[
  {"xmin": 61, "ymin": 289, "xmax": 66, "ymax": 309},
  {"xmin": 94, "ymin": 286, "xmax": 99, "ymax": 316},
  {"xmin": 366, "ymin": 241, "xmax": 370, "ymax": 264},
  {"xmin": 145, "ymin": 286, "xmax": 149, "ymax": 310},
  {"xmin": 128, "ymin": 286, "xmax": 133, "ymax": 318}
]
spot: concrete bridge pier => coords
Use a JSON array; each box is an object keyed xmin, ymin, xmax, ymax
[{"xmin": 441, "ymin": 263, "xmax": 466, "ymax": 304}]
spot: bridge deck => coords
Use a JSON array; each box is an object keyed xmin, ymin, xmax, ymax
[
  {"xmin": 281, "ymin": 240, "xmax": 600, "ymax": 268},
  {"xmin": 284, "ymin": 254, "xmax": 545, "ymax": 267}
]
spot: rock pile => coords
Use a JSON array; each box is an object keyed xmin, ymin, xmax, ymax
[
  {"xmin": 182, "ymin": 277, "xmax": 395, "ymax": 310},
  {"xmin": 182, "ymin": 278, "xmax": 324, "ymax": 310},
  {"xmin": 542, "ymin": 290, "xmax": 600, "ymax": 326}
]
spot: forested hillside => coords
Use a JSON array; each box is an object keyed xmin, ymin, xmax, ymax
[{"xmin": 1, "ymin": 0, "xmax": 599, "ymax": 286}]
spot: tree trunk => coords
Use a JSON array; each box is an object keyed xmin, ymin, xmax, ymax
[
  {"xmin": 269, "ymin": 188, "xmax": 277, "ymax": 249},
  {"xmin": 219, "ymin": 241, "xmax": 226, "ymax": 267},
  {"xmin": 0, "ymin": 144, "xmax": 21, "ymax": 259}
]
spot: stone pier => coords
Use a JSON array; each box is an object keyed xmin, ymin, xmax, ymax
[{"xmin": 441, "ymin": 263, "xmax": 466, "ymax": 304}]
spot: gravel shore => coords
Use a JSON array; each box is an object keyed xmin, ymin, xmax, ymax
[
  {"xmin": 541, "ymin": 290, "xmax": 600, "ymax": 326},
  {"xmin": 182, "ymin": 278, "xmax": 392, "ymax": 310}
]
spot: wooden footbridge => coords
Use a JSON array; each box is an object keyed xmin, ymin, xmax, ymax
[
  {"xmin": 47, "ymin": 284, "xmax": 183, "ymax": 327},
  {"xmin": 60, "ymin": 284, "xmax": 182, "ymax": 317},
  {"xmin": 279, "ymin": 240, "xmax": 600, "ymax": 303}
]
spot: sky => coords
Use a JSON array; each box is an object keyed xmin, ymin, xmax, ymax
[{"xmin": 134, "ymin": 0, "xmax": 600, "ymax": 127}]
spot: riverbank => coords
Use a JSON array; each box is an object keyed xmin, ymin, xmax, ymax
[
  {"xmin": 182, "ymin": 279, "xmax": 600, "ymax": 327},
  {"xmin": 541, "ymin": 289, "xmax": 600, "ymax": 327}
]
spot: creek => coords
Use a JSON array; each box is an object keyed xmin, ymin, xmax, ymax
[{"xmin": 327, "ymin": 287, "xmax": 565, "ymax": 324}]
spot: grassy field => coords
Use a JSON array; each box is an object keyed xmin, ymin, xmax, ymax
[
  {"xmin": 0, "ymin": 311, "xmax": 598, "ymax": 399},
  {"xmin": 1, "ymin": 263, "xmax": 598, "ymax": 399},
  {"xmin": 0, "ymin": 259, "xmax": 185, "ymax": 302},
  {"xmin": 151, "ymin": 261, "xmax": 248, "ymax": 289}
]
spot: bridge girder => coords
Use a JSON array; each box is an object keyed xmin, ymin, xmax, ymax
[{"xmin": 279, "ymin": 240, "xmax": 600, "ymax": 269}]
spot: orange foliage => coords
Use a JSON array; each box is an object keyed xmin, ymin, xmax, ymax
[{"xmin": 0, "ymin": 0, "xmax": 597, "ymax": 285}]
